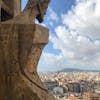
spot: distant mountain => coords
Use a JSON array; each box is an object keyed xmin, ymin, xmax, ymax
[{"xmin": 58, "ymin": 68, "xmax": 100, "ymax": 72}]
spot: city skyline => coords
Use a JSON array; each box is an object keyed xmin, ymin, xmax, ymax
[
  {"xmin": 39, "ymin": 71, "xmax": 100, "ymax": 99},
  {"xmin": 22, "ymin": 0, "xmax": 100, "ymax": 72}
]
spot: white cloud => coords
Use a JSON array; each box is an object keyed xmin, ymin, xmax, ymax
[
  {"xmin": 38, "ymin": 0, "xmax": 100, "ymax": 71},
  {"xmin": 42, "ymin": 25, "xmax": 100, "ymax": 70},
  {"xmin": 49, "ymin": 21, "xmax": 54, "ymax": 26},
  {"xmin": 62, "ymin": 0, "xmax": 100, "ymax": 38},
  {"xmin": 47, "ymin": 7, "xmax": 59, "ymax": 22},
  {"xmin": 55, "ymin": 26, "xmax": 100, "ymax": 66}
]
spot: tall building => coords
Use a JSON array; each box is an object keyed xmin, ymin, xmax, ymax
[{"xmin": 73, "ymin": 83, "xmax": 81, "ymax": 93}]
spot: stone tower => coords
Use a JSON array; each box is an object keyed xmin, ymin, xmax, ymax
[{"xmin": 0, "ymin": 0, "xmax": 55, "ymax": 100}]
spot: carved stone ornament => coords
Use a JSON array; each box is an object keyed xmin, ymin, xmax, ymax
[{"xmin": 0, "ymin": 0, "xmax": 55, "ymax": 100}]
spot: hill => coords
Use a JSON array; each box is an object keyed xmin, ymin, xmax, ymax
[{"xmin": 58, "ymin": 68, "xmax": 100, "ymax": 72}]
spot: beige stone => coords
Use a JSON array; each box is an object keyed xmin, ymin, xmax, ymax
[
  {"xmin": 1, "ymin": 0, "xmax": 21, "ymax": 21},
  {"xmin": 0, "ymin": 0, "xmax": 55, "ymax": 100}
]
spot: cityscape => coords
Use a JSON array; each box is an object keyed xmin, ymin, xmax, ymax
[
  {"xmin": 1, "ymin": 0, "xmax": 100, "ymax": 100},
  {"xmin": 39, "ymin": 70, "xmax": 100, "ymax": 100}
]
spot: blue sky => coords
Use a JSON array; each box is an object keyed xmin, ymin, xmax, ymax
[{"xmin": 22, "ymin": 0, "xmax": 100, "ymax": 72}]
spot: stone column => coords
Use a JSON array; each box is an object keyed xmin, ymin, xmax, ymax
[
  {"xmin": 13, "ymin": 0, "xmax": 21, "ymax": 17},
  {"xmin": 0, "ymin": 23, "xmax": 55, "ymax": 100}
]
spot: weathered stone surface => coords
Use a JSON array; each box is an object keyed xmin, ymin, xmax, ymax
[
  {"xmin": 0, "ymin": 0, "xmax": 55, "ymax": 100},
  {"xmin": 1, "ymin": 0, "xmax": 21, "ymax": 21}
]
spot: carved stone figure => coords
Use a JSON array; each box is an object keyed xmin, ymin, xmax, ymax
[{"xmin": 0, "ymin": 0, "xmax": 55, "ymax": 100}]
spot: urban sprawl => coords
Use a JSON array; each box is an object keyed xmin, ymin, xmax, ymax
[{"xmin": 39, "ymin": 71, "xmax": 100, "ymax": 100}]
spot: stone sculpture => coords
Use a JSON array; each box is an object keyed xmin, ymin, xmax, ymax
[{"xmin": 0, "ymin": 0, "xmax": 55, "ymax": 100}]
